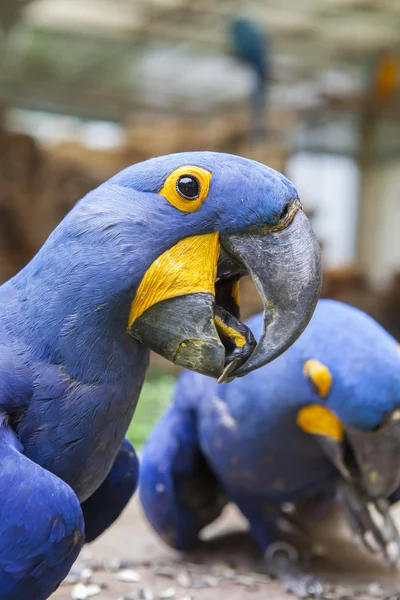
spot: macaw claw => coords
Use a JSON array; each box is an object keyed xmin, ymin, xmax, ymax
[
  {"xmin": 265, "ymin": 542, "xmax": 325, "ymax": 599},
  {"xmin": 337, "ymin": 480, "xmax": 400, "ymax": 565}
]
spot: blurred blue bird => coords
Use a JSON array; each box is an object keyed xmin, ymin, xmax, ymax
[
  {"xmin": 140, "ymin": 299, "xmax": 400, "ymax": 597},
  {"xmin": 230, "ymin": 17, "xmax": 269, "ymax": 139},
  {"xmin": 0, "ymin": 151, "xmax": 321, "ymax": 599}
]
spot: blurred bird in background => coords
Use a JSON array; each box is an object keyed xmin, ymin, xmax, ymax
[{"xmin": 230, "ymin": 17, "xmax": 269, "ymax": 141}]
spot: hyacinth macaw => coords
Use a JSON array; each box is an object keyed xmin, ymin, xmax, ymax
[
  {"xmin": 0, "ymin": 151, "xmax": 321, "ymax": 600},
  {"xmin": 230, "ymin": 17, "xmax": 269, "ymax": 139},
  {"xmin": 140, "ymin": 299, "xmax": 400, "ymax": 598}
]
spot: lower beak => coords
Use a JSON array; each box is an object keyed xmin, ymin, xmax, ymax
[
  {"xmin": 344, "ymin": 418, "xmax": 400, "ymax": 500},
  {"xmin": 316, "ymin": 418, "xmax": 400, "ymax": 563},
  {"xmin": 128, "ymin": 208, "xmax": 322, "ymax": 379}
]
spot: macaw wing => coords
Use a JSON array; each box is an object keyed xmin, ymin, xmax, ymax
[{"xmin": 139, "ymin": 380, "xmax": 227, "ymax": 549}]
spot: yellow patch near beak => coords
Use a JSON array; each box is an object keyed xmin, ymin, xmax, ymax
[
  {"xmin": 304, "ymin": 359, "xmax": 332, "ymax": 398},
  {"xmin": 128, "ymin": 233, "xmax": 220, "ymax": 328},
  {"xmin": 297, "ymin": 404, "xmax": 344, "ymax": 442}
]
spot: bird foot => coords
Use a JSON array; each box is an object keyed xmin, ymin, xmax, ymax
[
  {"xmin": 337, "ymin": 480, "xmax": 400, "ymax": 565},
  {"xmin": 265, "ymin": 542, "xmax": 325, "ymax": 599}
]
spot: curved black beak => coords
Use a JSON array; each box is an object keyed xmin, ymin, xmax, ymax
[
  {"xmin": 220, "ymin": 208, "xmax": 322, "ymax": 379},
  {"xmin": 128, "ymin": 207, "xmax": 321, "ymax": 379}
]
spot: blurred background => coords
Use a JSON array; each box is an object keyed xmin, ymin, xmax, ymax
[{"xmin": 0, "ymin": 0, "xmax": 399, "ymax": 447}]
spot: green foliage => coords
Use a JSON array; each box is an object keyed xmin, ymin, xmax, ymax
[{"xmin": 127, "ymin": 371, "xmax": 176, "ymax": 449}]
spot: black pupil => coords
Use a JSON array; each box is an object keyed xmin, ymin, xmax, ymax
[
  {"xmin": 280, "ymin": 203, "xmax": 291, "ymax": 220},
  {"xmin": 177, "ymin": 175, "xmax": 200, "ymax": 200}
]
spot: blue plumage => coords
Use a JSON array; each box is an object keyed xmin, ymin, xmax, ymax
[
  {"xmin": 0, "ymin": 151, "xmax": 304, "ymax": 599},
  {"xmin": 140, "ymin": 300, "xmax": 400, "ymax": 555},
  {"xmin": 82, "ymin": 439, "xmax": 139, "ymax": 543}
]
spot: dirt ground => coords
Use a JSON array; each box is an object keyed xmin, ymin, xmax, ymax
[{"xmin": 52, "ymin": 498, "xmax": 400, "ymax": 600}]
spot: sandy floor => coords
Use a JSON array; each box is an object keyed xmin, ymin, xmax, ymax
[{"xmin": 52, "ymin": 498, "xmax": 400, "ymax": 600}]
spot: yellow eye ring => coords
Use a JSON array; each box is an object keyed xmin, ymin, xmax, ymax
[{"xmin": 158, "ymin": 165, "xmax": 212, "ymax": 213}]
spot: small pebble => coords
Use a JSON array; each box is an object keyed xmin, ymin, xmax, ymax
[
  {"xmin": 80, "ymin": 547, "xmax": 94, "ymax": 561},
  {"xmin": 153, "ymin": 565, "xmax": 176, "ymax": 578},
  {"xmin": 62, "ymin": 572, "xmax": 80, "ymax": 586},
  {"xmin": 325, "ymin": 585, "xmax": 356, "ymax": 599},
  {"xmin": 119, "ymin": 560, "xmax": 140, "ymax": 570},
  {"xmin": 176, "ymin": 570, "xmax": 192, "ymax": 588},
  {"xmin": 82, "ymin": 560, "xmax": 104, "ymax": 572},
  {"xmin": 235, "ymin": 575, "xmax": 259, "ymax": 591},
  {"xmin": 281, "ymin": 502, "xmax": 296, "ymax": 514},
  {"xmin": 139, "ymin": 588, "xmax": 154, "ymax": 600},
  {"xmin": 368, "ymin": 583, "xmax": 384, "ymax": 598},
  {"xmin": 105, "ymin": 558, "xmax": 122, "ymax": 572},
  {"xmin": 80, "ymin": 568, "xmax": 94, "ymax": 583},
  {"xmin": 71, "ymin": 583, "xmax": 101, "ymax": 599},
  {"xmin": 191, "ymin": 576, "xmax": 218, "ymax": 588},
  {"xmin": 159, "ymin": 587, "xmax": 176, "ymax": 599},
  {"xmin": 211, "ymin": 563, "xmax": 231, "ymax": 576},
  {"xmin": 115, "ymin": 569, "xmax": 141, "ymax": 583},
  {"xmin": 223, "ymin": 568, "xmax": 236, "ymax": 580}
]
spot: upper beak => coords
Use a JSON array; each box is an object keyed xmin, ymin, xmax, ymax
[
  {"xmin": 128, "ymin": 206, "xmax": 322, "ymax": 379},
  {"xmin": 220, "ymin": 208, "xmax": 322, "ymax": 379}
]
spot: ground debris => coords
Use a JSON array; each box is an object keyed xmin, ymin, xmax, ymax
[
  {"xmin": 71, "ymin": 583, "xmax": 102, "ymax": 599},
  {"xmin": 104, "ymin": 559, "xmax": 140, "ymax": 573},
  {"xmin": 234, "ymin": 574, "xmax": 259, "ymax": 591},
  {"xmin": 139, "ymin": 589, "xmax": 154, "ymax": 600},
  {"xmin": 62, "ymin": 572, "xmax": 80, "ymax": 586},
  {"xmin": 115, "ymin": 569, "xmax": 141, "ymax": 583},
  {"xmin": 153, "ymin": 565, "xmax": 176, "ymax": 579},
  {"xmin": 176, "ymin": 570, "xmax": 192, "ymax": 588},
  {"xmin": 80, "ymin": 568, "xmax": 94, "ymax": 583},
  {"xmin": 190, "ymin": 576, "xmax": 218, "ymax": 588},
  {"xmin": 323, "ymin": 584, "xmax": 362, "ymax": 600},
  {"xmin": 368, "ymin": 583, "xmax": 384, "ymax": 598},
  {"xmin": 159, "ymin": 587, "xmax": 176, "ymax": 599}
]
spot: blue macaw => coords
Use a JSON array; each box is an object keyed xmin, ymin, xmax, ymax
[
  {"xmin": 0, "ymin": 151, "xmax": 321, "ymax": 599},
  {"xmin": 230, "ymin": 17, "xmax": 270, "ymax": 139},
  {"xmin": 140, "ymin": 299, "xmax": 400, "ymax": 597}
]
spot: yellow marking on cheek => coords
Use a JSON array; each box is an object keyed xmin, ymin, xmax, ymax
[
  {"xmin": 159, "ymin": 165, "xmax": 211, "ymax": 213},
  {"xmin": 214, "ymin": 315, "xmax": 246, "ymax": 348},
  {"xmin": 128, "ymin": 232, "xmax": 220, "ymax": 327},
  {"xmin": 297, "ymin": 404, "xmax": 344, "ymax": 442},
  {"xmin": 232, "ymin": 280, "xmax": 241, "ymax": 308},
  {"xmin": 304, "ymin": 359, "xmax": 332, "ymax": 397}
]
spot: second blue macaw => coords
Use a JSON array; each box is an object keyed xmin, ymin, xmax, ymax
[
  {"xmin": 140, "ymin": 299, "xmax": 400, "ymax": 597},
  {"xmin": 0, "ymin": 151, "xmax": 321, "ymax": 599}
]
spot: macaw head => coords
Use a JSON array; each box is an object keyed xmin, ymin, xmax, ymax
[
  {"xmin": 21, "ymin": 151, "xmax": 321, "ymax": 382},
  {"xmin": 296, "ymin": 300, "xmax": 400, "ymax": 508},
  {"xmin": 117, "ymin": 152, "xmax": 321, "ymax": 381}
]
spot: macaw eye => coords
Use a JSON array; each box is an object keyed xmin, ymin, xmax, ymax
[
  {"xmin": 279, "ymin": 203, "xmax": 291, "ymax": 221},
  {"xmin": 159, "ymin": 165, "xmax": 211, "ymax": 213},
  {"xmin": 272, "ymin": 199, "xmax": 298, "ymax": 230},
  {"xmin": 176, "ymin": 175, "xmax": 200, "ymax": 200}
]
